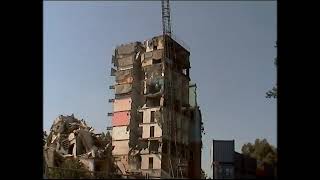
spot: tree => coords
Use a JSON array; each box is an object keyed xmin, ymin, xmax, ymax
[
  {"xmin": 266, "ymin": 42, "xmax": 277, "ymax": 98},
  {"xmin": 241, "ymin": 138, "xmax": 277, "ymax": 170},
  {"xmin": 47, "ymin": 158, "xmax": 91, "ymax": 179}
]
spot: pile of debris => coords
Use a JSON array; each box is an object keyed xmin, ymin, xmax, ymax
[{"xmin": 43, "ymin": 114, "xmax": 117, "ymax": 177}]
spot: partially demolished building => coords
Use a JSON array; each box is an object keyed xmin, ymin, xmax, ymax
[
  {"xmin": 43, "ymin": 114, "xmax": 116, "ymax": 177},
  {"xmin": 109, "ymin": 35, "xmax": 202, "ymax": 178}
]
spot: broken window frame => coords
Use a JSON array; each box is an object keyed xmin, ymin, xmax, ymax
[
  {"xmin": 138, "ymin": 112, "xmax": 143, "ymax": 124},
  {"xmin": 150, "ymin": 111, "xmax": 155, "ymax": 123},
  {"xmin": 145, "ymin": 97, "xmax": 161, "ymax": 107},
  {"xmin": 149, "ymin": 140, "xmax": 159, "ymax": 154},
  {"xmin": 152, "ymin": 59, "xmax": 161, "ymax": 64},
  {"xmin": 138, "ymin": 126, "xmax": 143, "ymax": 138},
  {"xmin": 149, "ymin": 157, "xmax": 154, "ymax": 169},
  {"xmin": 150, "ymin": 126, "xmax": 155, "ymax": 138}
]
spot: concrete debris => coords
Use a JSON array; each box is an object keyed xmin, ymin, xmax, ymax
[
  {"xmin": 115, "ymin": 83, "xmax": 133, "ymax": 94},
  {"xmin": 44, "ymin": 114, "xmax": 117, "ymax": 174}
]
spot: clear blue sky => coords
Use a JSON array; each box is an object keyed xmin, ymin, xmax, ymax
[{"xmin": 44, "ymin": 1, "xmax": 276, "ymax": 177}]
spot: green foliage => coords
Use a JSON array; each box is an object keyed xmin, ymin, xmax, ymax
[
  {"xmin": 266, "ymin": 42, "xmax": 277, "ymax": 99},
  {"xmin": 60, "ymin": 158, "xmax": 84, "ymax": 169},
  {"xmin": 241, "ymin": 138, "xmax": 277, "ymax": 169},
  {"xmin": 96, "ymin": 131, "xmax": 111, "ymax": 149},
  {"xmin": 100, "ymin": 130, "xmax": 117, "ymax": 174},
  {"xmin": 266, "ymin": 87, "xmax": 277, "ymax": 98},
  {"xmin": 105, "ymin": 131, "xmax": 112, "ymax": 142},
  {"xmin": 47, "ymin": 158, "xmax": 91, "ymax": 179}
]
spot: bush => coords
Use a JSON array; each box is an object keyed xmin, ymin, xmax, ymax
[{"xmin": 47, "ymin": 158, "xmax": 92, "ymax": 179}]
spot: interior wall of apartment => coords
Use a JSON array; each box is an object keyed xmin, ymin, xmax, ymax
[
  {"xmin": 139, "ymin": 107, "xmax": 161, "ymax": 123},
  {"xmin": 115, "ymin": 84, "xmax": 132, "ymax": 94},
  {"xmin": 112, "ymin": 140, "xmax": 130, "ymax": 156},
  {"xmin": 115, "ymin": 69, "xmax": 133, "ymax": 84},
  {"xmin": 140, "ymin": 124, "xmax": 162, "ymax": 138},
  {"xmin": 112, "ymin": 126, "xmax": 130, "ymax": 141},
  {"xmin": 144, "ymin": 36, "xmax": 164, "ymax": 53},
  {"xmin": 140, "ymin": 154, "xmax": 162, "ymax": 170},
  {"xmin": 112, "ymin": 111, "xmax": 130, "ymax": 127},
  {"xmin": 113, "ymin": 98, "xmax": 132, "ymax": 112}
]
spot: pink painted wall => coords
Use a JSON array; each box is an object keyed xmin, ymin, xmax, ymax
[
  {"xmin": 112, "ymin": 111, "xmax": 130, "ymax": 127},
  {"xmin": 113, "ymin": 98, "xmax": 132, "ymax": 112}
]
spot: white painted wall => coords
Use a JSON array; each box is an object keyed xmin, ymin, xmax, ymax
[
  {"xmin": 112, "ymin": 126, "xmax": 130, "ymax": 140},
  {"xmin": 141, "ymin": 154, "xmax": 162, "ymax": 170},
  {"xmin": 140, "ymin": 124, "xmax": 162, "ymax": 138},
  {"xmin": 139, "ymin": 107, "xmax": 161, "ymax": 123},
  {"xmin": 112, "ymin": 140, "xmax": 129, "ymax": 156}
]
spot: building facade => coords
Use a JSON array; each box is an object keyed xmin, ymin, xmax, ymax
[
  {"xmin": 212, "ymin": 140, "xmax": 235, "ymax": 179},
  {"xmin": 109, "ymin": 35, "xmax": 202, "ymax": 178}
]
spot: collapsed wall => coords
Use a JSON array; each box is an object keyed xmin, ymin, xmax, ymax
[{"xmin": 43, "ymin": 114, "xmax": 116, "ymax": 176}]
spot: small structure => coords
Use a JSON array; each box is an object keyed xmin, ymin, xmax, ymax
[
  {"xmin": 211, "ymin": 140, "xmax": 259, "ymax": 179},
  {"xmin": 212, "ymin": 140, "xmax": 235, "ymax": 179}
]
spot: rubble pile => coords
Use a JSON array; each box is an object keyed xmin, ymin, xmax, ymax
[{"xmin": 43, "ymin": 114, "xmax": 114, "ymax": 171}]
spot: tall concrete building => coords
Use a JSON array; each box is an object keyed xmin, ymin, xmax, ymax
[{"xmin": 109, "ymin": 35, "xmax": 202, "ymax": 178}]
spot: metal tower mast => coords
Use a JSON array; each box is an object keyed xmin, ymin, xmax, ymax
[
  {"xmin": 161, "ymin": 0, "xmax": 179, "ymax": 178},
  {"xmin": 161, "ymin": 0, "xmax": 172, "ymax": 37}
]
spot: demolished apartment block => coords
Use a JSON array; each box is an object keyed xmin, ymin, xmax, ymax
[
  {"xmin": 109, "ymin": 35, "xmax": 202, "ymax": 178},
  {"xmin": 43, "ymin": 114, "xmax": 115, "ymax": 176}
]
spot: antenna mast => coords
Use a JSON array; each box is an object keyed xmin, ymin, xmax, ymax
[
  {"xmin": 161, "ymin": 0, "xmax": 179, "ymax": 178},
  {"xmin": 161, "ymin": 0, "xmax": 172, "ymax": 37}
]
